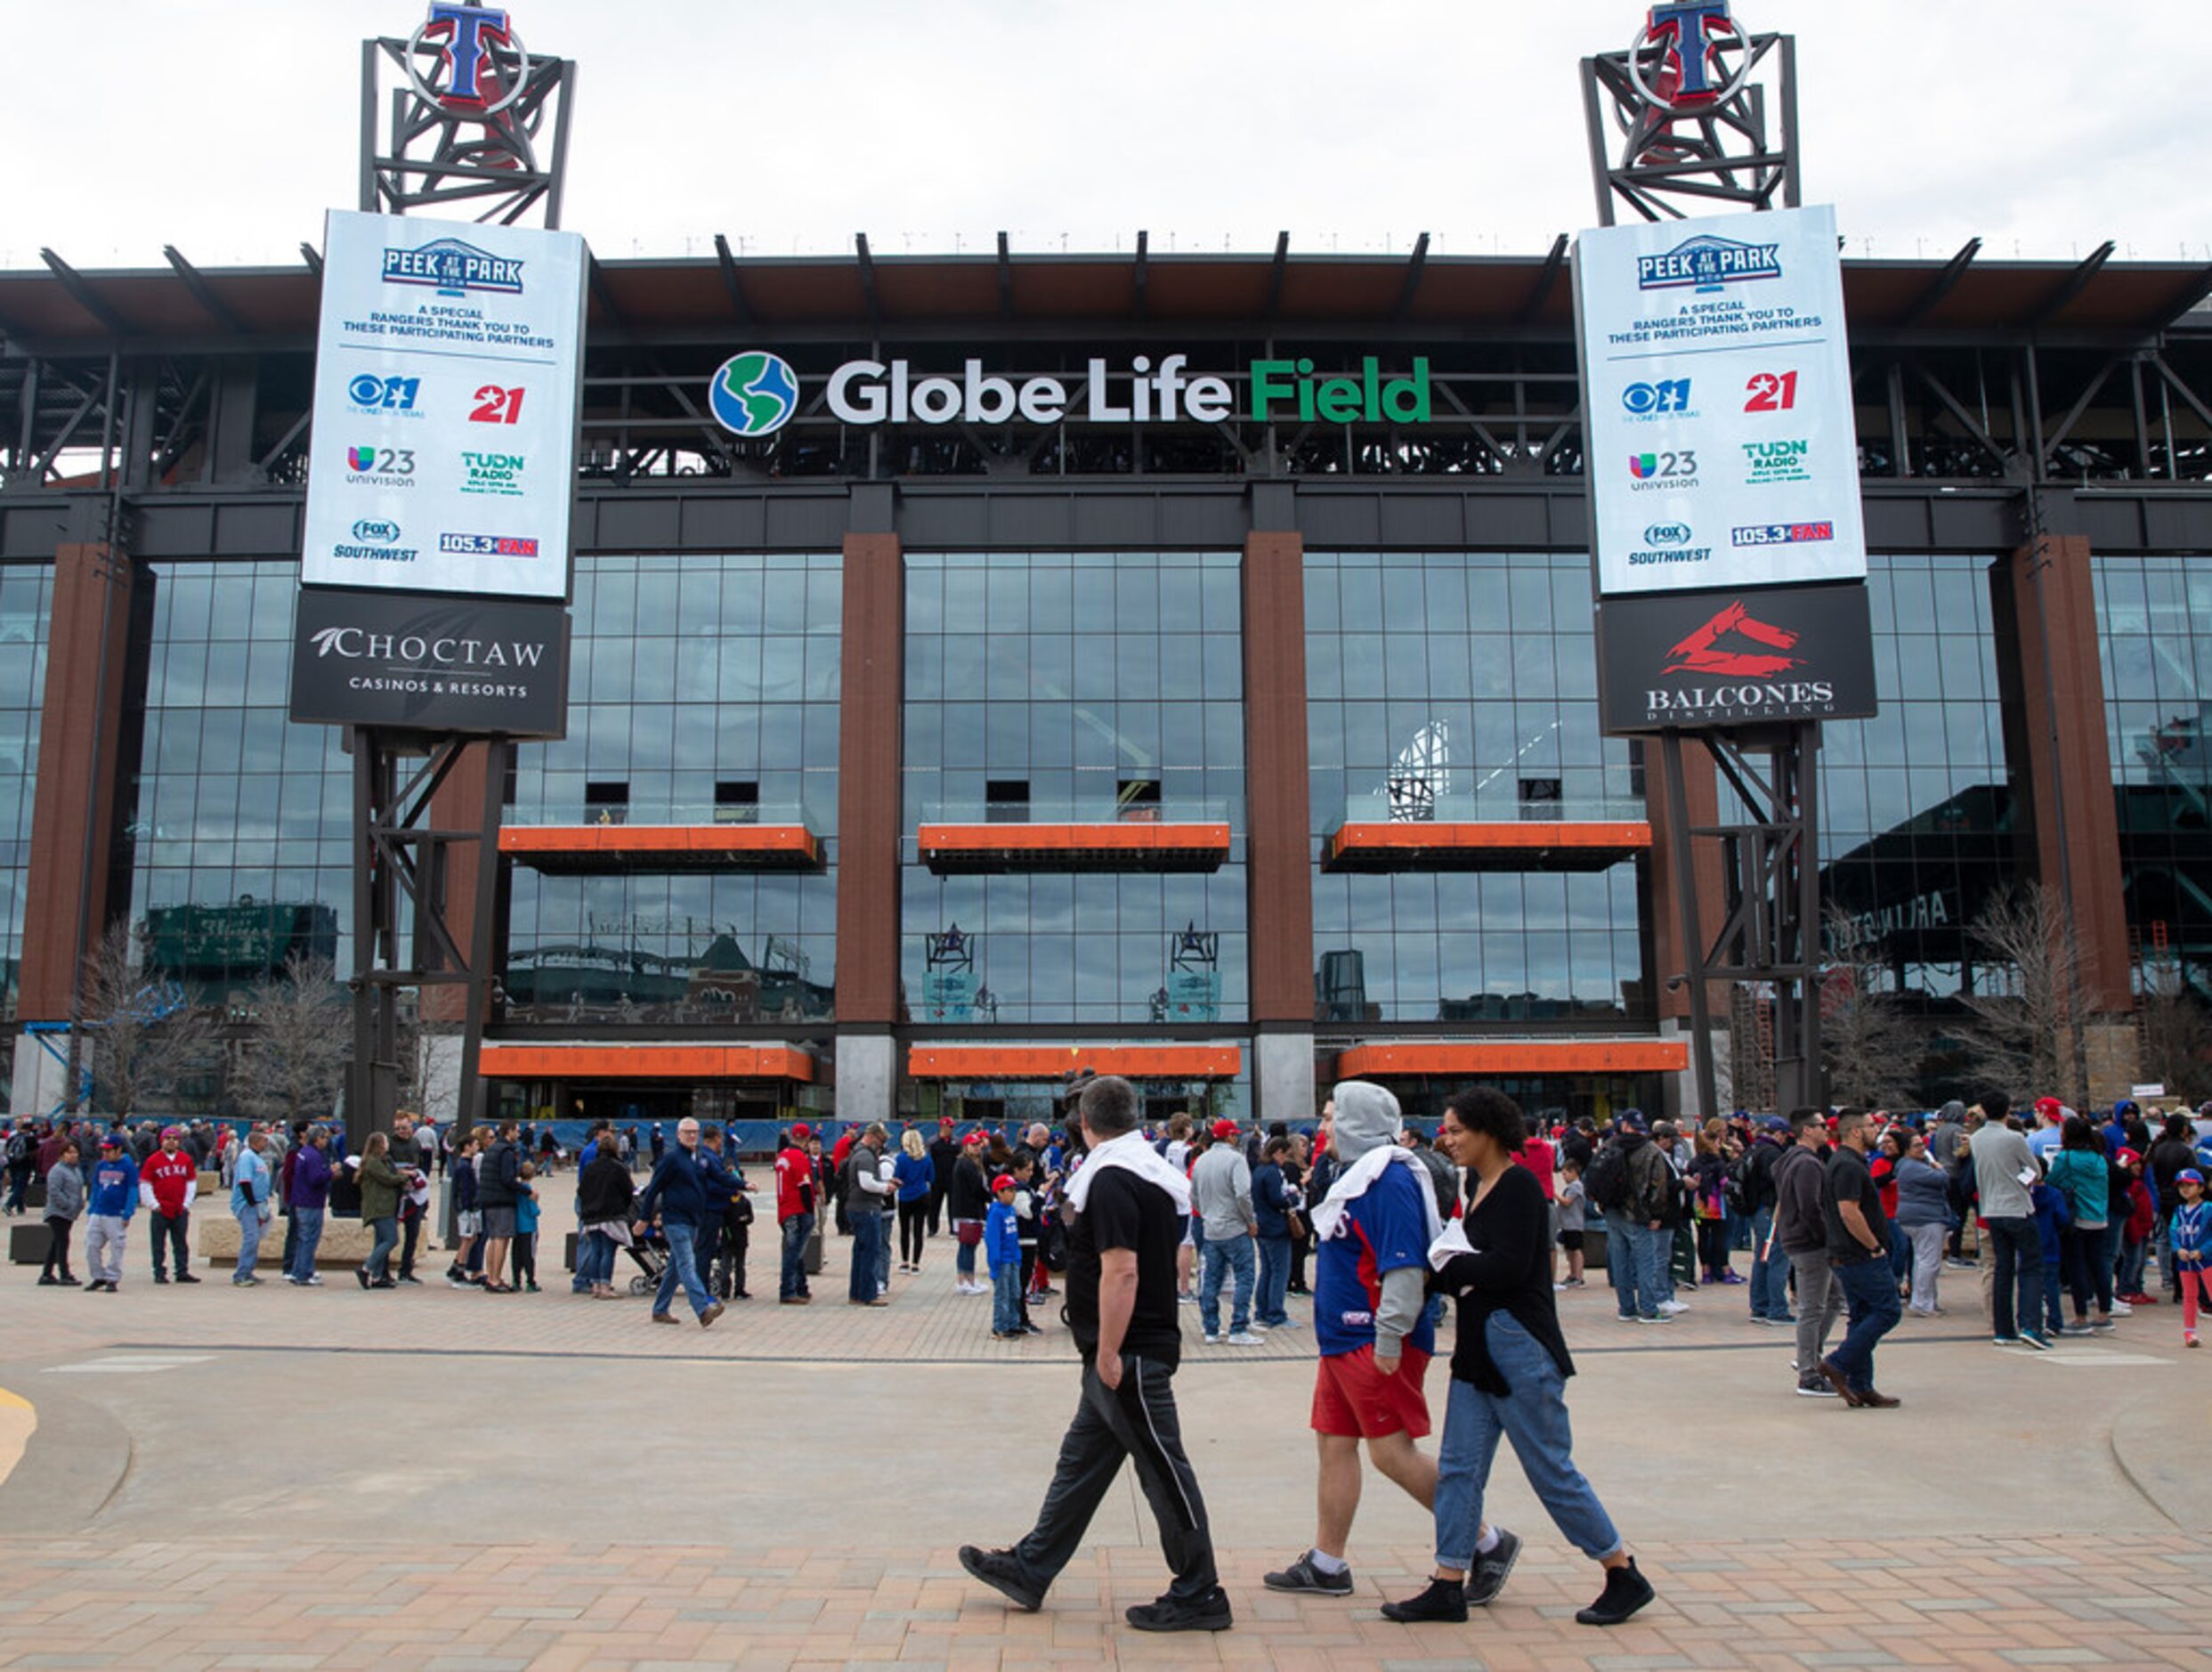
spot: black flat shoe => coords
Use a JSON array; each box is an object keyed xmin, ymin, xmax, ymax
[
  {"xmin": 1380, "ymin": 1578, "xmax": 1466, "ymax": 1623},
  {"xmin": 1576, "ymin": 1557, "xmax": 1656, "ymax": 1627}
]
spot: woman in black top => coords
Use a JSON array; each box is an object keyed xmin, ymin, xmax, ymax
[{"xmin": 1381, "ymin": 1085, "xmax": 1654, "ymax": 1631}]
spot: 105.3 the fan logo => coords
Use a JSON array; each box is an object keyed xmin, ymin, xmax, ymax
[{"xmin": 343, "ymin": 444, "xmax": 417, "ymax": 487}]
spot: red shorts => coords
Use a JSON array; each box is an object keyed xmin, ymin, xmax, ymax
[{"xmin": 1310, "ymin": 1344, "xmax": 1432, "ymax": 1440}]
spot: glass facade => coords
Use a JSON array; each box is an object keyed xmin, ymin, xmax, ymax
[
  {"xmin": 128, "ymin": 561, "xmax": 348, "ymax": 1002},
  {"xmin": 1304, "ymin": 552, "xmax": 1645, "ymax": 1025},
  {"xmin": 899, "ymin": 552, "xmax": 1248, "ymax": 1026},
  {"xmin": 502, "ymin": 554, "xmax": 841, "ymax": 1024},
  {"xmin": 2095, "ymin": 555, "xmax": 2212, "ymax": 990},
  {"xmin": 1817, "ymin": 554, "xmax": 2014, "ymax": 997},
  {"xmin": 0, "ymin": 564, "xmax": 53, "ymax": 1027}
]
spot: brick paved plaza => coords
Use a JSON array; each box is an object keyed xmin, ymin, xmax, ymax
[{"xmin": 2, "ymin": 1215, "xmax": 2207, "ymax": 1669}]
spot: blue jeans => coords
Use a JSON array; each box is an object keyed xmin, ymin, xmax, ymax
[
  {"xmin": 1628, "ymin": 1223, "xmax": 1669, "ymax": 1318},
  {"xmin": 781, "ymin": 1211, "xmax": 814, "ymax": 1298},
  {"xmin": 234, "ymin": 1209, "xmax": 265, "ymax": 1281},
  {"xmin": 955, "ymin": 1221, "xmax": 979, "ymax": 1280},
  {"xmin": 1603, "ymin": 1212, "xmax": 1637, "ymax": 1317},
  {"xmin": 1433, "ymin": 1313, "xmax": 1623, "ymax": 1569},
  {"xmin": 2118, "ymin": 1232, "xmax": 2151, "ymax": 1297},
  {"xmin": 289, "ymin": 1206, "xmax": 325, "ymax": 1281},
  {"xmin": 848, "ymin": 1213, "xmax": 885, "ymax": 1303},
  {"xmin": 1748, "ymin": 1205, "xmax": 1790, "ymax": 1319},
  {"xmin": 364, "ymin": 1214, "xmax": 398, "ymax": 1283},
  {"xmin": 579, "ymin": 1229, "xmax": 616, "ymax": 1287},
  {"xmin": 653, "ymin": 1221, "xmax": 714, "ymax": 1318},
  {"xmin": 1827, "ymin": 1257, "xmax": 1902, "ymax": 1394},
  {"xmin": 1255, "ymin": 1234, "xmax": 1292, "ymax": 1327},
  {"xmin": 1200, "ymin": 1232, "xmax": 1254, "ymax": 1336},
  {"xmin": 992, "ymin": 1262, "xmax": 1023, "ymax": 1334},
  {"xmin": 1888, "ymin": 1222, "xmax": 1912, "ymax": 1286}
]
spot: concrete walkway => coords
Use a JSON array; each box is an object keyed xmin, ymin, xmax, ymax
[{"xmin": 1, "ymin": 1217, "xmax": 2206, "ymax": 1668}]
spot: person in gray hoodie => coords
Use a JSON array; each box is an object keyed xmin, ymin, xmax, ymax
[
  {"xmin": 39, "ymin": 1140, "xmax": 85, "ymax": 1285},
  {"xmin": 1266, "ymin": 1082, "xmax": 1462, "ymax": 1602},
  {"xmin": 1191, "ymin": 1117, "xmax": 1260, "ymax": 1344}
]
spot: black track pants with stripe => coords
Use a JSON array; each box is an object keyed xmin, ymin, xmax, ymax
[{"xmin": 1013, "ymin": 1353, "xmax": 1219, "ymax": 1603}]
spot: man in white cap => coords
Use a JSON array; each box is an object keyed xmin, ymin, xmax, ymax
[{"xmin": 1267, "ymin": 1083, "xmax": 1511, "ymax": 1603}]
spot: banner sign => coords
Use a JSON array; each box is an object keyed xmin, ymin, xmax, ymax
[
  {"xmin": 288, "ymin": 585, "xmax": 570, "ymax": 737},
  {"xmin": 1595, "ymin": 580, "xmax": 1877, "ymax": 733},
  {"xmin": 1575, "ymin": 204, "xmax": 1867, "ymax": 597},
  {"xmin": 301, "ymin": 210, "xmax": 587, "ymax": 599}
]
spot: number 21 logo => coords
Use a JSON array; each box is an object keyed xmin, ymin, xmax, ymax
[
  {"xmin": 1744, "ymin": 371, "xmax": 1798, "ymax": 412},
  {"xmin": 470, "ymin": 386, "xmax": 526, "ymax": 425}
]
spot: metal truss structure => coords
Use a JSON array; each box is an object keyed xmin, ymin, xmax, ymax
[
  {"xmin": 1661, "ymin": 726, "xmax": 1823, "ymax": 1116},
  {"xmin": 361, "ymin": 7, "xmax": 575, "ymax": 228},
  {"xmin": 1579, "ymin": 12, "xmax": 1798, "ymax": 225}
]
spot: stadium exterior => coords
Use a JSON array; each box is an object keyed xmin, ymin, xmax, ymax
[{"xmin": 0, "ymin": 239, "xmax": 2208, "ymax": 1132}]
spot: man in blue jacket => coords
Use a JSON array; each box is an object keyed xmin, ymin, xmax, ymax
[
  {"xmin": 634, "ymin": 1117, "xmax": 725, "ymax": 1328},
  {"xmin": 84, "ymin": 1132, "xmax": 140, "ymax": 1292}
]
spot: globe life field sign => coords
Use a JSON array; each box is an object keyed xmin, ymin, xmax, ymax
[
  {"xmin": 301, "ymin": 210, "xmax": 588, "ymax": 600},
  {"xmin": 1574, "ymin": 204, "xmax": 1868, "ymax": 597}
]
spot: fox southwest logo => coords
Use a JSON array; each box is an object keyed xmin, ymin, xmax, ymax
[
  {"xmin": 382, "ymin": 238, "xmax": 524, "ymax": 298},
  {"xmin": 1637, "ymin": 232, "xmax": 1782, "ymax": 294}
]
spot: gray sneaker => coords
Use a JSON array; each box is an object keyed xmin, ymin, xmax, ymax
[
  {"xmin": 1465, "ymin": 1528, "xmax": 1522, "ymax": 1606},
  {"xmin": 1263, "ymin": 1552, "xmax": 1353, "ymax": 1595}
]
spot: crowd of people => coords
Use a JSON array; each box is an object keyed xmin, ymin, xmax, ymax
[{"xmin": 14, "ymin": 1077, "xmax": 2208, "ymax": 1640}]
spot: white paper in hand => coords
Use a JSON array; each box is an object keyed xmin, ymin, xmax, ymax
[{"xmin": 1428, "ymin": 1217, "xmax": 1474, "ymax": 1271}]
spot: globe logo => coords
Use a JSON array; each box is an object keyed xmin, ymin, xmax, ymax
[{"xmin": 709, "ymin": 352, "xmax": 799, "ymax": 437}]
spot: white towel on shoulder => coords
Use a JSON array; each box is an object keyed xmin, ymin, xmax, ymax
[
  {"xmin": 1065, "ymin": 1129, "xmax": 1193, "ymax": 1216},
  {"xmin": 1310, "ymin": 1146, "xmax": 1444, "ymax": 1246}
]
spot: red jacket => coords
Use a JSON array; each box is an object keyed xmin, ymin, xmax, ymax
[
  {"xmin": 142, "ymin": 1148, "xmax": 199, "ymax": 1216},
  {"xmin": 2126, "ymin": 1178, "xmax": 2157, "ymax": 1242},
  {"xmin": 774, "ymin": 1145, "xmax": 816, "ymax": 1222}
]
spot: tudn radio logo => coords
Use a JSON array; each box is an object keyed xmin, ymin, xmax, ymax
[{"xmin": 709, "ymin": 352, "xmax": 799, "ymax": 437}]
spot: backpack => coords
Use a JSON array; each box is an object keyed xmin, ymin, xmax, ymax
[
  {"xmin": 1584, "ymin": 1142, "xmax": 1630, "ymax": 1214},
  {"xmin": 1412, "ymin": 1147, "xmax": 1460, "ymax": 1220},
  {"xmin": 1723, "ymin": 1148, "xmax": 1758, "ymax": 1213},
  {"xmin": 4, "ymin": 1132, "xmax": 28, "ymax": 1166}
]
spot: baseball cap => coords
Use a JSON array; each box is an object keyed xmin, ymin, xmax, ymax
[
  {"xmin": 1211, "ymin": 1119, "xmax": 1238, "ymax": 1140},
  {"xmin": 1762, "ymin": 1115, "xmax": 1789, "ymax": 1133},
  {"xmin": 789, "ymin": 1123, "xmax": 813, "ymax": 1141},
  {"xmin": 2117, "ymin": 1148, "xmax": 2142, "ymax": 1167},
  {"xmin": 1616, "ymin": 1109, "xmax": 1648, "ymax": 1133},
  {"xmin": 2035, "ymin": 1096, "xmax": 2063, "ymax": 1121},
  {"xmin": 2179, "ymin": 1169, "xmax": 2205, "ymax": 1186},
  {"xmin": 991, "ymin": 1173, "xmax": 1016, "ymax": 1191},
  {"xmin": 100, "ymin": 1132, "xmax": 122, "ymax": 1147},
  {"xmin": 962, "ymin": 1132, "xmax": 985, "ymax": 1147},
  {"xmin": 161, "ymin": 1125, "xmax": 182, "ymax": 1139},
  {"xmin": 939, "ymin": 1116, "xmax": 954, "ymax": 1129}
]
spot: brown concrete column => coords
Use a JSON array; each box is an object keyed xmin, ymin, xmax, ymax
[
  {"xmin": 2005, "ymin": 535, "xmax": 2131, "ymax": 1012},
  {"xmin": 835, "ymin": 532, "xmax": 903, "ymax": 1028},
  {"xmin": 20, "ymin": 545, "xmax": 137, "ymax": 1024},
  {"xmin": 421, "ymin": 743, "xmax": 495, "ymax": 1025},
  {"xmin": 1242, "ymin": 532, "xmax": 1314, "ymax": 1025}
]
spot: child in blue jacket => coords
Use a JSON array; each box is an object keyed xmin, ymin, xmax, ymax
[
  {"xmin": 2172, "ymin": 1169, "xmax": 2209, "ymax": 1348},
  {"xmin": 2030, "ymin": 1174, "xmax": 2072, "ymax": 1338},
  {"xmin": 984, "ymin": 1173, "xmax": 1023, "ymax": 1339}
]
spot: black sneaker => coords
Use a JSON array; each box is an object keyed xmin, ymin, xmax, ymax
[
  {"xmin": 1466, "ymin": 1528, "xmax": 1522, "ymax": 1606},
  {"xmin": 153, "ymin": 1271, "xmax": 169, "ymax": 1285},
  {"xmin": 1125, "ymin": 1588, "xmax": 1233, "ymax": 1633},
  {"xmin": 1263, "ymin": 1552, "xmax": 1352, "ymax": 1595},
  {"xmin": 1575, "ymin": 1556, "xmax": 1656, "ymax": 1627},
  {"xmin": 1795, "ymin": 1379, "xmax": 1839, "ymax": 1398},
  {"xmin": 175, "ymin": 1273, "xmax": 200, "ymax": 1284},
  {"xmin": 1380, "ymin": 1577, "xmax": 1466, "ymax": 1623},
  {"xmin": 355, "ymin": 1267, "xmax": 371, "ymax": 1290},
  {"xmin": 957, "ymin": 1546, "xmax": 1043, "ymax": 1612}
]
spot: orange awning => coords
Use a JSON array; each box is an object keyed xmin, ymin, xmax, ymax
[
  {"xmin": 1333, "ymin": 1039, "xmax": 1688, "ymax": 1077},
  {"xmin": 919, "ymin": 823, "xmax": 1231, "ymax": 873},
  {"xmin": 1324, "ymin": 821, "xmax": 1650, "ymax": 873},
  {"xmin": 480, "ymin": 1043, "xmax": 816, "ymax": 1083},
  {"xmin": 499, "ymin": 824, "xmax": 822, "ymax": 873},
  {"xmin": 907, "ymin": 1044, "xmax": 1242, "ymax": 1081}
]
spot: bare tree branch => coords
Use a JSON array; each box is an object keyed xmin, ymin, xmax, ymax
[
  {"xmin": 81, "ymin": 921, "xmax": 223, "ymax": 1120},
  {"xmin": 233, "ymin": 954, "xmax": 350, "ymax": 1126},
  {"xmin": 1957, "ymin": 882, "xmax": 2084, "ymax": 1103},
  {"xmin": 1819, "ymin": 905, "xmax": 1923, "ymax": 1111}
]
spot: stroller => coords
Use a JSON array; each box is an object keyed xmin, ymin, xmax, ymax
[{"xmin": 623, "ymin": 1228, "xmax": 670, "ymax": 1297}]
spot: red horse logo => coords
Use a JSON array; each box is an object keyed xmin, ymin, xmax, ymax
[{"xmin": 1662, "ymin": 600, "xmax": 1803, "ymax": 677}]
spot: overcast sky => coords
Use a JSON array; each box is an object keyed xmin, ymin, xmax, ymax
[{"xmin": 4, "ymin": 0, "xmax": 2202, "ymax": 272}]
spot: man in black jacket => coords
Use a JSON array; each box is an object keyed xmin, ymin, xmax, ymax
[
  {"xmin": 477, "ymin": 1121, "xmax": 523, "ymax": 1293},
  {"xmin": 1741, "ymin": 1117, "xmax": 1793, "ymax": 1324},
  {"xmin": 926, "ymin": 1117, "xmax": 960, "ymax": 1236},
  {"xmin": 1773, "ymin": 1109, "xmax": 1842, "ymax": 1396}
]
